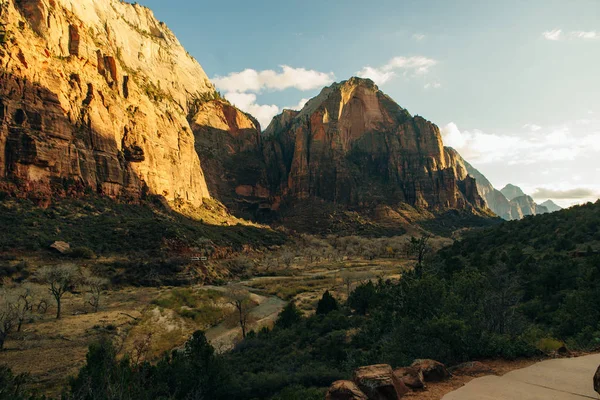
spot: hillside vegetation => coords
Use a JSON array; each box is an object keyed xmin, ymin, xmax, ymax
[
  {"xmin": 0, "ymin": 195, "xmax": 285, "ymax": 257},
  {"xmin": 6, "ymin": 200, "xmax": 597, "ymax": 399}
]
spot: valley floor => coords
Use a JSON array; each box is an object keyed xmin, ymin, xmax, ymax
[{"xmin": 0, "ymin": 253, "xmax": 411, "ymax": 396}]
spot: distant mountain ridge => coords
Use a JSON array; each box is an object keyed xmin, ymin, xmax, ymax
[
  {"xmin": 448, "ymin": 149, "xmax": 562, "ymax": 220},
  {"xmin": 500, "ymin": 184, "xmax": 526, "ymax": 201},
  {"xmin": 540, "ymin": 199, "xmax": 562, "ymax": 213}
]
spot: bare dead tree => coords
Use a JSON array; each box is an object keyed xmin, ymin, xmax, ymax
[
  {"xmin": 341, "ymin": 271, "xmax": 355, "ymax": 299},
  {"xmin": 131, "ymin": 333, "xmax": 153, "ymax": 368},
  {"xmin": 225, "ymin": 286, "xmax": 255, "ymax": 339},
  {"xmin": 82, "ymin": 271, "xmax": 109, "ymax": 313},
  {"xmin": 0, "ymin": 288, "xmax": 18, "ymax": 350},
  {"xmin": 281, "ymin": 250, "xmax": 294, "ymax": 269},
  {"xmin": 38, "ymin": 265, "xmax": 78, "ymax": 319},
  {"xmin": 407, "ymin": 234, "xmax": 432, "ymax": 276}
]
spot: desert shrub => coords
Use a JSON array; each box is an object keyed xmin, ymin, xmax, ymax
[
  {"xmin": 69, "ymin": 247, "xmax": 96, "ymax": 259},
  {"xmin": 152, "ymin": 288, "xmax": 227, "ymax": 326},
  {"xmin": 0, "ymin": 196, "xmax": 285, "ymax": 257}
]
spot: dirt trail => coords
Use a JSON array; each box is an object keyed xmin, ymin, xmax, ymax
[{"xmin": 201, "ymin": 285, "xmax": 286, "ymax": 352}]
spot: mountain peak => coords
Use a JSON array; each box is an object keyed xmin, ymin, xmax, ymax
[
  {"xmin": 501, "ymin": 184, "xmax": 526, "ymax": 201},
  {"xmin": 540, "ymin": 199, "xmax": 563, "ymax": 213},
  {"xmin": 255, "ymin": 77, "xmax": 487, "ymax": 214}
]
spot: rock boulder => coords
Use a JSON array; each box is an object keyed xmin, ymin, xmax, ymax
[
  {"xmin": 411, "ymin": 359, "xmax": 450, "ymax": 382},
  {"xmin": 50, "ymin": 241, "xmax": 70, "ymax": 254},
  {"xmin": 393, "ymin": 366, "xmax": 425, "ymax": 390},
  {"xmin": 353, "ymin": 364, "xmax": 409, "ymax": 400},
  {"xmin": 325, "ymin": 380, "xmax": 368, "ymax": 400}
]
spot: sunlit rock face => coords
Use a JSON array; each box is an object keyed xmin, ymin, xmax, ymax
[
  {"xmin": 261, "ymin": 77, "xmax": 487, "ymax": 212},
  {"xmin": 0, "ymin": 0, "xmax": 212, "ymax": 205}
]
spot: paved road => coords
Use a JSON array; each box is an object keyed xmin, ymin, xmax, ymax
[{"xmin": 443, "ymin": 354, "xmax": 600, "ymax": 400}]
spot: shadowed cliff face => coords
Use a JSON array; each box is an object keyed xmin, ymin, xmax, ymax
[
  {"xmin": 190, "ymin": 100, "xmax": 273, "ymax": 218},
  {"xmin": 0, "ymin": 0, "xmax": 212, "ymax": 205}
]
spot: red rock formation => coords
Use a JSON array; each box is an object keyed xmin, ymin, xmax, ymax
[
  {"xmin": 190, "ymin": 100, "xmax": 269, "ymax": 217},
  {"xmin": 0, "ymin": 0, "xmax": 212, "ymax": 206},
  {"xmin": 262, "ymin": 78, "xmax": 487, "ymax": 213}
]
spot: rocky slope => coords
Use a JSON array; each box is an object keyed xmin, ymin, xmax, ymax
[
  {"xmin": 0, "ymin": 0, "xmax": 214, "ymax": 205},
  {"xmin": 511, "ymin": 194, "xmax": 548, "ymax": 217},
  {"xmin": 449, "ymin": 151, "xmax": 553, "ymax": 220},
  {"xmin": 446, "ymin": 148, "xmax": 518, "ymax": 220}
]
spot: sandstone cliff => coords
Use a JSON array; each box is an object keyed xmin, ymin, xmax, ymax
[
  {"xmin": 261, "ymin": 78, "xmax": 487, "ymax": 213},
  {"xmin": 0, "ymin": 0, "xmax": 213, "ymax": 205},
  {"xmin": 190, "ymin": 99, "xmax": 270, "ymax": 217},
  {"xmin": 188, "ymin": 78, "xmax": 490, "ymax": 233}
]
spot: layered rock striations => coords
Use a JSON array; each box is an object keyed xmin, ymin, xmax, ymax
[
  {"xmin": 260, "ymin": 78, "xmax": 487, "ymax": 213},
  {"xmin": 0, "ymin": 0, "xmax": 213, "ymax": 205}
]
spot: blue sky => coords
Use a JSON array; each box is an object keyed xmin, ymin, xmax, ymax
[{"xmin": 138, "ymin": 0, "xmax": 600, "ymax": 206}]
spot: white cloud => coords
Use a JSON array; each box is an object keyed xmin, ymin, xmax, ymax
[
  {"xmin": 543, "ymin": 29, "xmax": 600, "ymax": 42},
  {"xmin": 213, "ymin": 65, "xmax": 335, "ymax": 130},
  {"xmin": 543, "ymin": 29, "xmax": 562, "ymax": 41},
  {"xmin": 523, "ymin": 124, "xmax": 542, "ymax": 132},
  {"xmin": 412, "ymin": 33, "xmax": 426, "ymax": 41},
  {"xmin": 532, "ymin": 187, "xmax": 599, "ymax": 201},
  {"xmin": 385, "ymin": 56, "xmax": 438, "ymax": 74},
  {"xmin": 424, "ymin": 82, "xmax": 441, "ymax": 90},
  {"xmin": 284, "ymin": 98, "xmax": 309, "ymax": 111},
  {"xmin": 443, "ymin": 119, "xmax": 600, "ymax": 207},
  {"xmin": 571, "ymin": 31, "xmax": 599, "ymax": 40},
  {"xmin": 441, "ymin": 121, "xmax": 600, "ymax": 165},
  {"xmin": 224, "ymin": 92, "xmax": 280, "ymax": 129},
  {"xmin": 356, "ymin": 66, "xmax": 396, "ymax": 85},
  {"xmin": 356, "ymin": 56, "xmax": 438, "ymax": 85},
  {"xmin": 213, "ymin": 66, "xmax": 335, "ymax": 93}
]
